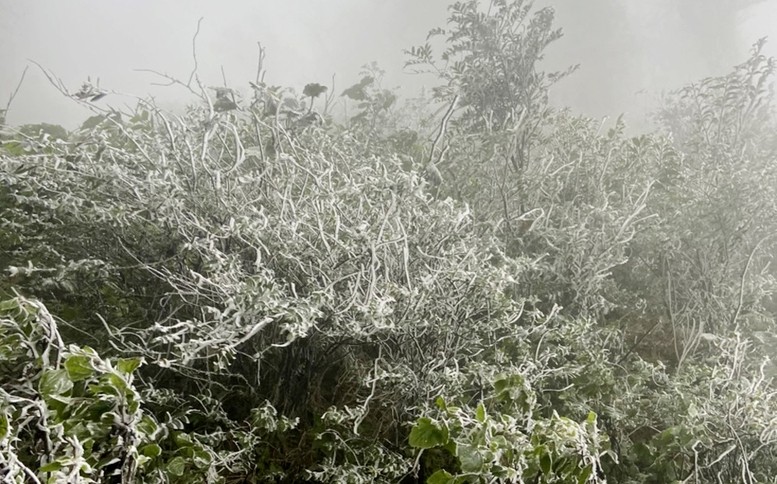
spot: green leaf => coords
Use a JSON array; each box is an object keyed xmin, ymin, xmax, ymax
[
  {"xmin": 174, "ymin": 431, "xmax": 193, "ymax": 447},
  {"xmin": 0, "ymin": 298, "xmax": 20, "ymax": 313},
  {"xmin": 494, "ymin": 373, "xmax": 523, "ymax": 397},
  {"xmin": 137, "ymin": 415, "xmax": 159, "ymax": 437},
  {"xmin": 0, "ymin": 412, "xmax": 8, "ymax": 440},
  {"xmin": 1, "ymin": 141, "xmax": 25, "ymax": 156},
  {"xmin": 427, "ymin": 469, "xmax": 454, "ymax": 484},
  {"xmin": 116, "ymin": 357, "xmax": 142, "ymax": 374},
  {"xmin": 457, "ymin": 444, "xmax": 483, "ymax": 473},
  {"xmin": 586, "ymin": 411, "xmax": 597, "ymax": 425},
  {"xmin": 106, "ymin": 372, "xmax": 129, "ymax": 394},
  {"xmin": 409, "ymin": 417, "xmax": 448, "ymax": 449},
  {"xmin": 141, "ymin": 443, "xmax": 162, "ymax": 458},
  {"xmin": 577, "ymin": 464, "xmax": 593, "ymax": 484},
  {"xmin": 193, "ymin": 448, "xmax": 213, "ymax": 468},
  {"xmin": 39, "ymin": 460, "xmax": 64, "ymax": 473},
  {"xmin": 39, "ymin": 369, "xmax": 73, "ymax": 396},
  {"xmin": 540, "ymin": 452, "xmax": 552, "ymax": 475},
  {"xmin": 475, "ymin": 402, "xmax": 486, "ymax": 423},
  {"xmin": 49, "ymin": 394, "xmax": 73, "ymax": 406},
  {"xmin": 64, "ymin": 355, "xmax": 94, "ymax": 381},
  {"xmin": 167, "ymin": 456, "xmax": 186, "ymax": 477}
]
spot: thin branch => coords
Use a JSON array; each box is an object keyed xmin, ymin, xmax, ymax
[
  {"xmin": 255, "ymin": 42, "xmax": 266, "ymax": 85},
  {"xmin": 27, "ymin": 60, "xmax": 70, "ymax": 99},
  {"xmin": 730, "ymin": 231, "xmax": 777, "ymax": 330},
  {"xmin": 2, "ymin": 65, "xmax": 29, "ymax": 123},
  {"xmin": 187, "ymin": 17, "xmax": 205, "ymax": 87},
  {"xmin": 134, "ymin": 68, "xmax": 202, "ymax": 97},
  {"xmin": 427, "ymin": 94, "xmax": 459, "ymax": 167},
  {"xmin": 220, "ymin": 65, "xmax": 229, "ymax": 88},
  {"xmin": 322, "ymin": 73, "xmax": 336, "ymax": 116},
  {"xmin": 28, "ymin": 59, "xmax": 122, "ymax": 122},
  {"xmin": 616, "ymin": 317, "xmax": 661, "ymax": 366}
]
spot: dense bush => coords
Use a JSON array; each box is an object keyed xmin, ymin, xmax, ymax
[{"xmin": 2, "ymin": 0, "xmax": 776, "ymax": 482}]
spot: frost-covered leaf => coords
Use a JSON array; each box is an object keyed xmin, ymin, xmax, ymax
[
  {"xmin": 409, "ymin": 417, "xmax": 448, "ymax": 449},
  {"xmin": 39, "ymin": 369, "xmax": 73, "ymax": 396}
]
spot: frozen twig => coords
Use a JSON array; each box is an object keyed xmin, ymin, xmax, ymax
[{"xmin": 2, "ymin": 65, "xmax": 28, "ymax": 123}]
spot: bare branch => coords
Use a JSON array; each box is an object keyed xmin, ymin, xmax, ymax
[
  {"xmin": 187, "ymin": 17, "xmax": 205, "ymax": 88},
  {"xmin": 255, "ymin": 42, "xmax": 266, "ymax": 85},
  {"xmin": 2, "ymin": 65, "xmax": 29, "ymax": 124}
]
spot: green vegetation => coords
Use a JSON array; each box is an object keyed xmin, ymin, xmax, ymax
[{"xmin": 2, "ymin": 1, "xmax": 777, "ymax": 482}]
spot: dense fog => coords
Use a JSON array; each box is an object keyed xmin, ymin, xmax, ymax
[{"xmin": 1, "ymin": 0, "xmax": 773, "ymax": 129}]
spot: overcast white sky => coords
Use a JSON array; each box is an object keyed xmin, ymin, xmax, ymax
[{"xmin": 1, "ymin": 0, "xmax": 775, "ymax": 131}]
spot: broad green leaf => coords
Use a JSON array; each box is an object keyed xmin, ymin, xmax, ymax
[
  {"xmin": 457, "ymin": 444, "xmax": 483, "ymax": 473},
  {"xmin": 141, "ymin": 443, "xmax": 162, "ymax": 458},
  {"xmin": 79, "ymin": 346, "xmax": 99, "ymax": 357},
  {"xmin": 116, "ymin": 357, "xmax": 142, "ymax": 374},
  {"xmin": 409, "ymin": 417, "xmax": 448, "ymax": 449},
  {"xmin": 174, "ymin": 431, "xmax": 193, "ymax": 447},
  {"xmin": 427, "ymin": 469, "xmax": 454, "ymax": 484},
  {"xmin": 137, "ymin": 415, "xmax": 159, "ymax": 437},
  {"xmin": 0, "ymin": 299, "xmax": 20, "ymax": 313},
  {"xmin": 105, "ymin": 372, "xmax": 129, "ymax": 395},
  {"xmin": 193, "ymin": 448, "xmax": 213, "ymax": 468},
  {"xmin": 167, "ymin": 456, "xmax": 186, "ymax": 477},
  {"xmin": 39, "ymin": 369, "xmax": 73, "ymax": 396},
  {"xmin": 64, "ymin": 355, "xmax": 94, "ymax": 381},
  {"xmin": 180, "ymin": 446, "xmax": 195, "ymax": 458}
]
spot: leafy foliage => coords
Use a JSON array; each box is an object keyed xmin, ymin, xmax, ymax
[
  {"xmin": 410, "ymin": 382, "xmax": 612, "ymax": 483},
  {"xmin": 0, "ymin": 297, "xmax": 219, "ymax": 483}
]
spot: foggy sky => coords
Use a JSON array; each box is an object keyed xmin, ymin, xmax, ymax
[{"xmin": 1, "ymin": 0, "xmax": 774, "ymax": 131}]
